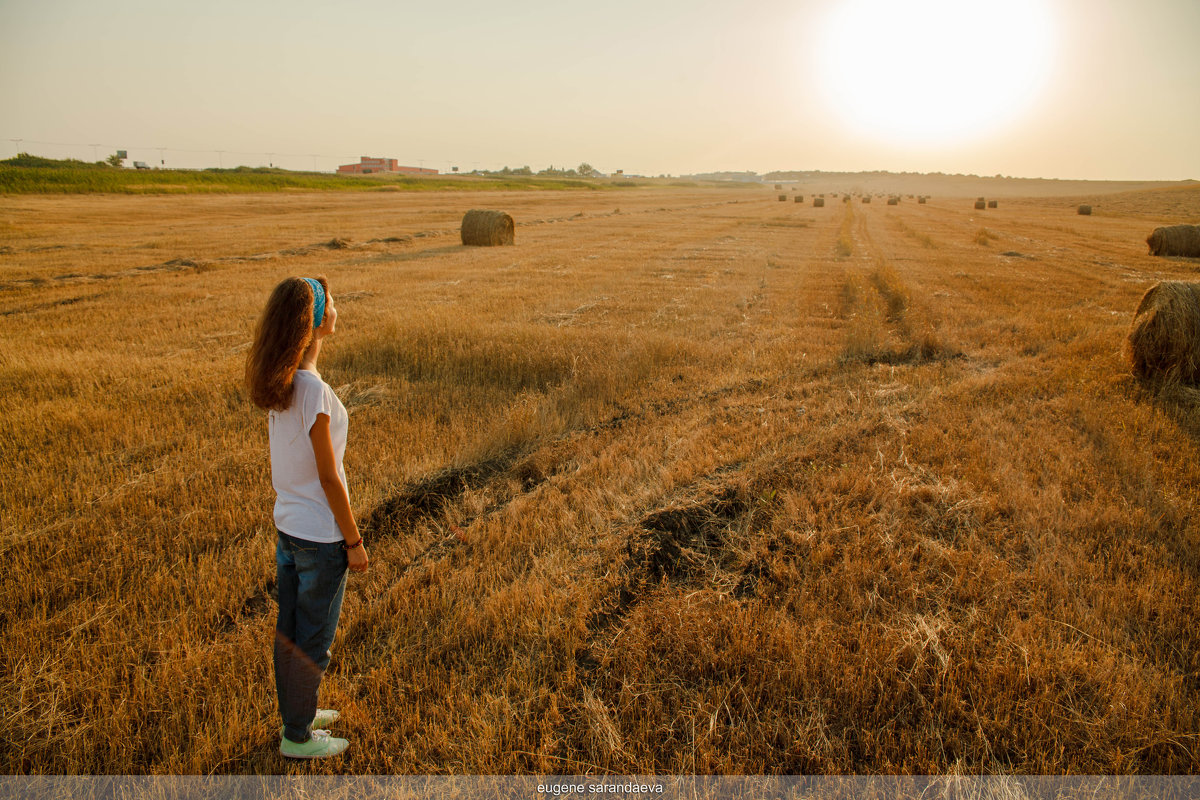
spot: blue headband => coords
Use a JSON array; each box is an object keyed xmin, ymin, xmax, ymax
[{"xmin": 301, "ymin": 278, "xmax": 325, "ymax": 328}]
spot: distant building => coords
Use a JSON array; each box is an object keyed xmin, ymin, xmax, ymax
[{"xmin": 337, "ymin": 156, "xmax": 438, "ymax": 175}]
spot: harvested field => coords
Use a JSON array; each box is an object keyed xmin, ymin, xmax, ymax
[{"xmin": 3, "ymin": 184, "xmax": 1200, "ymax": 775}]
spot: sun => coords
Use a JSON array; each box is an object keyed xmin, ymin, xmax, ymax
[{"xmin": 815, "ymin": 0, "xmax": 1055, "ymax": 145}]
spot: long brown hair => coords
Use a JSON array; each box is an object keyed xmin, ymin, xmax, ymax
[{"xmin": 245, "ymin": 275, "xmax": 328, "ymax": 411}]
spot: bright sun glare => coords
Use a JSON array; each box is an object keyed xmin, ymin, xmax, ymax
[{"xmin": 816, "ymin": 0, "xmax": 1055, "ymax": 145}]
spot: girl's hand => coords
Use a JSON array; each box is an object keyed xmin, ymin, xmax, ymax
[{"xmin": 348, "ymin": 543, "xmax": 369, "ymax": 573}]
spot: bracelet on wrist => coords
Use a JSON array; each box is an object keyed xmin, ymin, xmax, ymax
[{"xmin": 341, "ymin": 537, "xmax": 363, "ymax": 551}]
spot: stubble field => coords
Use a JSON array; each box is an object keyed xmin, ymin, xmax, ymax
[{"xmin": 2, "ymin": 183, "xmax": 1198, "ymax": 774}]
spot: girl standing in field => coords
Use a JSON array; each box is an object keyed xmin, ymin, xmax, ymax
[{"xmin": 246, "ymin": 275, "xmax": 368, "ymax": 759}]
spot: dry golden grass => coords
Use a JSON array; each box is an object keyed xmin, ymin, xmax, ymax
[
  {"xmin": 2, "ymin": 185, "xmax": 1200, "ymax": 775},
  {"xmin": 974, "ymin": 227, "xmax": 999, "ymax": 246},
  {"xmin": 836, "ymin": 204, "xmax": 855, "ymax": 258}
]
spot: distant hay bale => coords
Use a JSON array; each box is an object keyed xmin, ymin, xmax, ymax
[
  {"xmin": 1078, "ymin": 205, "xmax": 1092, "ymax": 215},
  {"xmin": 974, "ymin": 200, "xmax": 986, "ymax": 210},
  {"xmin": 887, "ymin": 197, "xmax": 898, "ymax": 206},
  {"xmin": 813, "ymin": 198, "xmax": 825, "ymax": 207},
  {"xmin": 461, "ymin": 209, "xmax": 514, "ymax": 246},
  {"xmin": 779, "ymin": 194, "xmax": 788, "ymax": 201},
  {"xmin": 862, "ymin": 196, "xmax": 871, "ymax": 203},
  {"xmin": 774, "ymin": 184, "xmax": 782, "ymax": 190},
  {"xmin": 843, "ymin": 195, "xmax": 852, "ymax": 202},
  {"xmin": 1146, "ymin": 225, "xmax": 1200, "ymax": 258},
  {"xmin": 918, "ymin": 197, "xmax": 927, "ymax": 204},
  {"xmin": 794, "ymin": 195, "xmax": 803, "ymax": 203},
  {"xmin": 977, "ymin": 197, "xmax": 985, "ymax": 202},
  {"xmin": 1127, "ymin": 281, "xmax": 1200, "ymax": 384},
  {"xmin": 988, "ymin": 200, "xmax": 998, "ymax": 208}
]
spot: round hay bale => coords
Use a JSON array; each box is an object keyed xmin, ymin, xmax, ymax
[
  {"xmin": 461, "ymin": 209, "xmax": 514, "ymax": 246},
  {"xmin": 1077, "ymin": 204, "xmax": 1092, "ymax": 215},
  {"xmin": 794, "ymin": 195, "xmax": 804, "ymax": 203},
  {"xmin": 813, "ymin": 198, "xmax": 825, "ymax": 207},
  {"xmin": 977, "ymin": 197, "xmax": 985, "ymax": 202},
  {"xmin": 987, "ymin": 200, "xmax": 998, "ymax": 208},
  {"xmin": 1146, "ymin": 225, "xmax": 1200, "ymax": 258},
  {"xmin": 918, "ymin": 196, "xmax": 927, "ymax": 204},
  {"xmin": 887, "ymin": 197, "xmax": 899, "ymax": 206},
  {"xmin": 779, "ymin": 194, "xmax": 788, "ymax": 201},
  {"xmin": 843, "ymin": 194, "xmax": 852, "ymax": 203},
  {"xmin": 974, "ymin": 200, "xmax": 986, "ymax": 210},
  {"xmin": 774, "ymin": 184, "xmax": 782, "ymax": 190},
  {"xmin": 862, "ymin": 196, "xmax": 871, "ymax": 203},
  {"xmin": 1127, "ymin": 281, "xmax": 1200, "ymax": 384}
]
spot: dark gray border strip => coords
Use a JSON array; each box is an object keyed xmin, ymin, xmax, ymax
[{"xmin": 2, "ymin": 776, "xmax": 1199, "ymax": 800}]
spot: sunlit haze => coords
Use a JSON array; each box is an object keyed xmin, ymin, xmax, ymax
[
  {"xmin": 816, "ymin": 0, "xmax": 1055, "ymax": 144},
  {"xmin": 1, "ymin": 0, "xmax": 1198, "ymax": 180}
]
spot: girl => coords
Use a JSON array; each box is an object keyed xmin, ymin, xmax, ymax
[{"xmin": 246, "ymin": 275, "xmax": 369, "ymax": 759}]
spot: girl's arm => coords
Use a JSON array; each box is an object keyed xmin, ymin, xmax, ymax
[{"xmin": 310, "ymin": 412, "xmax": 368, "ymax": 572}]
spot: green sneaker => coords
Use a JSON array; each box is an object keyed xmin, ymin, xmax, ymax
[
  {"xmin": 279, "ymin": 709, "xmax": 340, "ymax": 738},
  {"xmin": 279, "ymin": 729, "xmax": 348, "ymax": 759},
  {"xmin": 313, "ymin": 708, "xmax": 340, "ymax": 728}
]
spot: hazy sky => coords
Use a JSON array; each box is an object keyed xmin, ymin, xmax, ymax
[{"xmin": 2, "ymin": 0, "xmax": 1198, "ymax": 180}]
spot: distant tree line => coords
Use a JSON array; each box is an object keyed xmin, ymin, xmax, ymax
[{"xmin": 481, "ymin": 162, "xmax": 598, "ymax": 178}]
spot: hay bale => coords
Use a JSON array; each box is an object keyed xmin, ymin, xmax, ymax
[
  {"xmin": 779, "ymin": 194, "xmax": 788, "ymax": 201},
  {"xmin": 974, "ymin": 200, "xmax": 986, "ymax": 210},
  {"xmin": 977, "ymin": 197, "xmax": 985, "ymax": 202},
  {"xmin": 843, "ymin": 195, "xmax": 852, "ymax": 203},
  {"xmin": 774, "ymin": 184, "xmax": 782, "ymax": 190},
  {"xmin": 813, "ymin": 198, "xmax": 825, "ymax": 207},
  {"xmin": 918, "ymin": 197, "xmax": 927, "ymax": 204},
  {"xmin": 862, "ymin": 196, "xmax": 871, "ymax": 203},
  {"xmin": 988, "ymin": 200, "xmax": 998, "ymax": 208},
  {"xmin": 1146, "ymin": 225, "xmax": 1200, "ymax": 257},
  {"xmin": 1127, "ymin": 281, "xmax": 1200, "ymax": 384},
  {"xmin": 794, "ymin": 195, "xmax": 804, "ymax": 203},
  {"xmin": 887, "ymin": 197, "xmax": 898, "ymax": 206},
  {"xmin": 1078, "ymin": 205, "xmax": 1092, "ymax": 215},
  {"xmin": 461, "ymin": 209, "xmax": 514, "ymax": 246}
]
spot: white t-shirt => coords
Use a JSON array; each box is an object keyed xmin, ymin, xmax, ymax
[{"xmin": 268, "ymin": 368, "xmax": 349, "ymax": 543}]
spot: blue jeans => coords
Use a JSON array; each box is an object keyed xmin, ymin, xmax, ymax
[{"xmin": 274, "ymin": 530, "xmax": 348, "ymax": 743}]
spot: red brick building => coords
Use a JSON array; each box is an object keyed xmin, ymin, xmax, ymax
[{"xmin": 337, "ymin": 156, "xmax": 437, "ymax": 175}]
